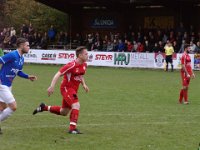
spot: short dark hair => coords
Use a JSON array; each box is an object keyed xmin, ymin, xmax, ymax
[
  {"xmin": 184, "ymin": 44, "xmax": 190, "ymax": 50},
  {"xmin": 76, "ymin": 46, "xmax": 87, "ymax": 57},
  {"xmin": 16, "ymin": 38, "xmax": 28, "ymax": 48}
]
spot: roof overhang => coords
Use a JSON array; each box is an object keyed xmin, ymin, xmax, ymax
[{"xmin": 35, "ymin": 0, "xmax": 200, "ymax": 14}]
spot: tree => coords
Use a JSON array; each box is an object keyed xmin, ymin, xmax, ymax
[{"xmin": 3, "ymin": 0, "xmax": 69, "ymax": 33}]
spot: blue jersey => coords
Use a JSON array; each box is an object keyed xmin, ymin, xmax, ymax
[{"xmin": 0, "ymin": 50, "xmax": 27, "ymax": 87}]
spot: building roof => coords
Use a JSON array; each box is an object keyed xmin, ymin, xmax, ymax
[{"xmin": 36, "ymin": 0, "xmax": 200, "ymax": 13}]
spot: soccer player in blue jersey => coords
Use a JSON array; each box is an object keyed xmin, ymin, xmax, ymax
[{"xmin": 0, "ymin": 38, "xmax": 37, "ymax": 134}]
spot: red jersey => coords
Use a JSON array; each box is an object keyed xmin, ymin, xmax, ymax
[
  {"xmin": 181, "ymin": 52, "xmax": 192, "ymax": 75},
  {"xmin": 59, "ymin": 60, "xmax": 87, "ymax": 92}
]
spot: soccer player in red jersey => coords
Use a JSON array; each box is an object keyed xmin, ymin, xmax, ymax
[
  {"xmin": 33, "ymin": 46, "xmax": 89, "ymax": 134},
  {"xmin": 179, "ymin": 44, "xmax": 195, "ymax": 104}
]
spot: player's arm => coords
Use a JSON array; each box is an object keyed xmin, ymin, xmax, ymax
[
  {"xmin": 191, "ymin": 66, "xmax": 195, "ymax": 79},
  {"xmin": 81, "ymin": 76, "xmax": 89, "ymax": 93},
  {"xmin": 17, "ymin": 71, "xmax": 37, "ymax": 81},
  {"xmin": 181, "ymin": 57, "xmax": 190, "ymax": 78},
  {"xmin": 182, "ymin": 64, "xmax": 189, "ymax": 77},
  {"xmin": 47, "ymin": 71, "xmax": 62, "ymax": 96}
]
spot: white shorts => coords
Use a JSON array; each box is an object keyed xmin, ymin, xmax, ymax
[{"xmin": 0, "ymin": 84, "xmax": 15, "ymax": 104}]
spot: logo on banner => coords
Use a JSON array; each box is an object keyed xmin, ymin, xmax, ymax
[
  {"xmin": 95, "ymin": 54, "xmax": 113, "ymax": 60},
  {"xmin": 58, "ymin": 53, "xmax": 75, "ymax": 59},
  {"xmin": 87, "ymin": 54, "xmax": 93, "ymax": 62},
  {"xmin": 194, "ymin": 54, "xmax": 200, "ymax": 70},
  {"xmin": 91, "ymin": 17, "xmax": 117, "ymax": 28},
  {"xmin": 114, "ymin": 53, "xmax": 130, "ymax": 65},
  {"xmin": 41, "ymin": 53, "xmax": 56, "ymax": 60},
  {"xmin": 131, "ymin": 53, "xmax": 148, "ymax": 59},
  {"xmin": 155, "ymin": 53, "xmax": 164, "ymax": 67},
  {"xmin": 24, "ymin": 51, "xmax": 37, "ymax": 60}
]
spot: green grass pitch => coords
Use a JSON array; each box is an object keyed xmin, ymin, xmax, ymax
[{"xmin": 0, "ymin": 64, "xmax": 200, "ymax": 150}]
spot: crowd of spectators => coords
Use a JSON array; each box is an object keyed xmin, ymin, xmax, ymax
[{"xmin": 1, "ymin": 22, "xmax": 200, "ymax": 54}]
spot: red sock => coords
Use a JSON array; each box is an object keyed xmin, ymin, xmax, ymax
[
  {"xmin": 183, "ymin": 90, "xmax": 188, "ymax": 102},
  {"xmin": 179, "ymin": 89, "xmax": 183, "ymax": 103},
  {"xmin": 69, "ymin": 109, "xmax": 79, "ymax": 131},
  {"xmin": 49, "ymin": 106, "xmax": 61, "ymax": 115},
  {"xmin": 43, "ymin": 106, "xmax": 48, "ymax": 111}
]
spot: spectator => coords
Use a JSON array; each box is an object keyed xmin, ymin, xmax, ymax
[
  {"xmin": 73, "ymin": 33, "xmax": 82, "ymax": 46},
  {"xmin": 179, "ymin": 40, "xmax": 186, "ymax": 53},
  {"xmin": 28, "ymin": 23, "xmax": 34, "ymax": 35},
  {"xmin": 136, "ymin": 42, "xmax": 144, "ymax": 52},
  {"xmin": 133, "ymin": 40, "xmax": 138, "ymax": 52},
  {"xmin": 182, "ymin": 32, "xmax": 190, "ymax": 43},
  {"xmin": 162, "ymin": 33, "xmax": 168, "ymax": 44},
  {"xmin": 35, "ymin": 33, "xmax": 42, "ymax": 48},
  {"xmin": 9, "ymin": 32, "xmax": 17, "ymax": 48},
  {"xmin": 113, "ymin": 39, "xmax": 118, "ymax": 51},
  {"xmin": 10, "ymin": 27, "xmax": 16, "ymax": 37},
  {"xmin": 173, "ymin": 41, "xmax": 179, "ymax": 53},
  {"xmin": 21, "ymin": 24, "xmax": 29, "ymax": 36},
  {"xmin": 195, "ymin": 41, "xmax": 200, "ymax": 53},
  {"xmin": 101, "ymin": 40, "xmax": 107, "ymax": 51},
  {"xmin": 3, "ymin": 33, "xmax": 10, "ymax": 48},
  {"xmin": 158, "ymin": 41, "xmax": 164, "ymax": 52},
  {"xmin": 57, "ymin": 31, "xmax": 65, "ymax": 45},
  {"xmin": 169, "ymin": 31, "xmax": 175, "ymax": 43},
  {"xmin": 155, "ymin": 29, "xmax": 163, "ymax": 42},
  {"xmin": 144, "ymin": 40, "xmax": 152, "ymax": 52},
  {"xmin": 152, "ymin": 43, "xmax": 160, "ymax": 53},
  {"xmin": 117, "ymin": 39, "xmax": 126, "ymax": 52},
  {"xmin": 126, "ymin": 41, "xmax": 133, "ymax": 52},
  {"xmin": 31, "ymin": 32, "xmax": 38, "ymax": 48},
  {"xmin": 86, "ymin": 34, "xmax": 94, "ymax": 51},
  {"xmin": 64, "ymin": 32, "xmax": 70, "ymax": 45},
  {"xmin": 48, "ymin": 25, "xmax": 57, "ymax": 43},
  {"xmin": 106, "ymin": 40, "xmax": 114, "ymax": 52},
  {"xmin": 189, "ymin": 41, "xmax": 196, "ymax": 53}
]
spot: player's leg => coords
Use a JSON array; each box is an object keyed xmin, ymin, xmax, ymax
[
  {"xmin": 183, "ymin": 86, "xmax": 189, "ymax": 104},
  {"xmin": 0, "ymin": 85, "xmax": 16, "ymax": 122},
  {"xmin": 170, "ymin": 57, "xmax": 173, "ymax": 72},
  {"xmin": 68, "ymin": 102, "xmax": 81, "ymax": 134},
  {"xmin": 179, "ymin": 88, "xmax": 184, "ymax": 104},
  {"xmin": 42, "ymin": 100, "xmax": 70, "ymax": 116},
  {"xmin": 180, "ymin": 78, "xmax": 190, "ymax": 104},
  {"xmin": 182, "ymin": 77, "xmax": 190, "ymax": 104},
  {"xmin": 179, "ymin": 72, "xmax": 185, "ymax": 103},
  {"xmin": 32, "ymin": 102, "xmax": 69, "ymax": 115},
  {"xmin": 64, "ymin": 89, "xmax": 82, "ymax": 134},
  {"xmin": 33, "ymin": 95, "xmax": 70, "ymax": 116},
  {"xmin": 0, "ymin": 102, "xmax": 7, "ymax": 112},
  {"xmin": 0, "ymin": 102, "xmax": 6, "ymax": 134},
  {"xmin": 166, "ymin": 57, "xmax": 169, "ymax": 71},
  {"xmin": 0, "ymin": 101, "xmax": 16, "ymax": 121}
]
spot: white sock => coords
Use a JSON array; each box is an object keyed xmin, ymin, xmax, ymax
[{"xmin": 0, "ymin": 107, "xmax": 14, "ymax": 122}]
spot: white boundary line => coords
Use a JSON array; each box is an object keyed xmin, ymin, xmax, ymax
[
  {"xmin": 1, "ymin": 121, "xmax": 197, "ymax": 130},
  {"xmin": 14, "ymin": 113, "xmax": 200, "ymax": 117}
]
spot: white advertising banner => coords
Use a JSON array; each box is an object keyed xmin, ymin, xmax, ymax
[
  {"xmin": 22, "ymin": 50, "xmax": 195, "ymax": 69},
  {"xmin": 24, "ymin": 49, "xmax": 76, "ymax": 64},
  {"xmin": 87, "ymin": 52, "xmax": 114, "ymax": 66},
  {"xmin": 130, "ymin": 53, "xmax": 154, "ymax": 68},
  {"xmin": 153, "ymin": 53, "xmax": 194, "ymax": 69}
]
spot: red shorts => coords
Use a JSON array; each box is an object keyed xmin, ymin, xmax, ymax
[
  {"xmin": 60, "ymin": 88, "xmax": 78, "ymax": 109},
  {"xmin": 181, "ymin": 72, "xmax": 190, "ymax": 87}
]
